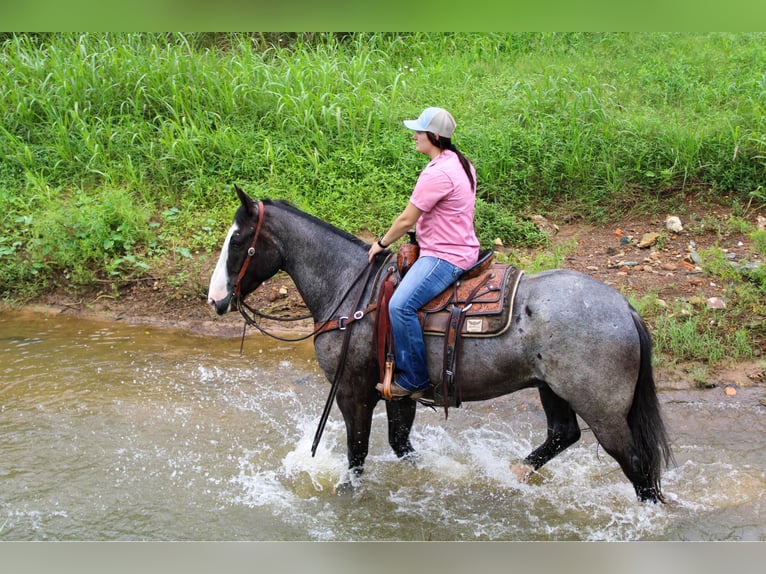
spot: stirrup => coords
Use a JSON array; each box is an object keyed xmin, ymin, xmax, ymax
[
  {"xmin": 377, "ymin": 360, "xmax": 424, "ymax": 400},
  {"xmin": 380, "ymin": 358, "xmax": 395, "ymax": 399}
]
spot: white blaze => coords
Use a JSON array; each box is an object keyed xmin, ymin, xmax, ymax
[{"xmin": 207, "ymin": 223, "xmax": 237, "ymax": 305}]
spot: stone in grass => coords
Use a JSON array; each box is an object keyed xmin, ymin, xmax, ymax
[
  {"xmin": 706, "ymin": 296, "xmax": 726, "ymax": 309},
  {"xmin": 638, "ymin": 232, "xmax": 660, "ymax": 248},
  {"xmin": 665, "ymin": 215, "xmax": 683, "ymax": 233}
]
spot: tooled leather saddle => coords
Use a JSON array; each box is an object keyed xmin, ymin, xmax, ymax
[{"xmin": 376, "ymin": 247, "xmax": 523, "ymax": 415}]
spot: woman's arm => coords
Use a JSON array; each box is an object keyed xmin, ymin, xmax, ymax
[{"xmin": 367, "ymin": 202, "xmax": 423, "ymax": 262}]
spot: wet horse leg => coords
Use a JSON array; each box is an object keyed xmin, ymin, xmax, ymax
[
  {"xmin": 514, "ymin": 384, "xmax": 581, "ymax": 480},
  {"xmin": 385, "ymin": 398, "xmax": 417, "ymax": 459},
  {"xmin": 588, "ymin": 420, "xmax": 662, "ymax": 503},
  {"xmin": 335, "ymin": 382, "xmax": 376, "ymax": 478}
]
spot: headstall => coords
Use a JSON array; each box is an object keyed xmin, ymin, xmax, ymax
[{"xmin": 233, "ymin": 200, "xmax": 265, "ymax": 300}]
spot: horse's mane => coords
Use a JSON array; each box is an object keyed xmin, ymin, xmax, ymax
[{"xmin": 260, "ymin": 198, "xmax": 370, "ymax": 249}]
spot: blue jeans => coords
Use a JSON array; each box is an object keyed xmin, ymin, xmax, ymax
[{"xmin": 388, "ymin": 256, "xmax": 463, "ymax": 393}]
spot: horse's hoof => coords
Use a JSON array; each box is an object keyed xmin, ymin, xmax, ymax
[
  {"xmin": 510, "ymin": 462, "xmax": 535, "ymax": 483},
  {"xmin": 334, "ymin": 480, "xmax": 355, "ymax": 496},
  {"xmin": 400, "ymin": 450, "xmax": 420, "ymax": 464}
]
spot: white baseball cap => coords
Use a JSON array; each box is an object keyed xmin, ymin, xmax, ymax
[{"xmin": 403, "ymin": 107, "xmax": 456, "ymax": 138}]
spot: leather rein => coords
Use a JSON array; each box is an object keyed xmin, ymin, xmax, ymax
[
  {"xmin": 229, "ymin": 200, "xmax": 382, "ymax": 456},
  {"xmin": 233, "ymin": 201, "xmax": 379, "ymax": 345}
]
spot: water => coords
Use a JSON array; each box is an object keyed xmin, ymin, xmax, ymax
[{"xmin": 1, "ymin": 310, "xmax": 764, "ymax": 540}]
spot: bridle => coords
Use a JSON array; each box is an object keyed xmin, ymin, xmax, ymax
[
  {"xmin": 233, "ymin": 200, "xmax": 266, "ymax": 301},
  {"xmin": 231, "ymin": 201, "xmax": 381, "ymax": 345},
  {"xmin": 227, "ymin": 199, "xmax": 392, "ymax": 457},
  {"xmin": 232, "ymin": 200, "xmax": 315, "ymax": 344}
]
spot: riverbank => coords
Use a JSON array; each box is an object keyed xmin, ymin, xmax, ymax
[{"xmin": 8, "ymin": 203, "xmax": 765, "ymax": 394}]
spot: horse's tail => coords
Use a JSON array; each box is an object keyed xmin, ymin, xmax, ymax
[{"xmin": 628, "ymin": 309, "xmax": 674, "ymax": 502}]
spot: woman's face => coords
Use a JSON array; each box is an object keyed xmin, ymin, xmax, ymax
[{"xmin": 413, "ymin": 130, "xmax": 439, "ymax": 157}]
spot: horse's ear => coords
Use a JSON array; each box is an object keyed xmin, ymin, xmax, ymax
[{"xmin": 233, "ymin": 184, "xmax": 257, "ymax": 216}]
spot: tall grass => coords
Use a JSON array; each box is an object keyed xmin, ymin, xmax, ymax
[{"xmin": 2, "ymin": 32, "xmax": 766, "ymax": 308}]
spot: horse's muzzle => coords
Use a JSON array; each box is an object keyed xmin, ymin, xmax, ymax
[{"xmin": 209, "ymin": 293, "xmax": 233, "ymax": 316}]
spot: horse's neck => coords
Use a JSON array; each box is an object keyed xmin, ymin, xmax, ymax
[{"xmin": 271, "ymin": 207, "xmax": 370, "ymax": 321}]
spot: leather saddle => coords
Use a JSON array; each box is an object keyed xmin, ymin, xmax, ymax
[
  {"xmin": 420, "ymin": 258, "xmax": 521, "ymax": 338},
  {"xmin": 376, "ymin": 249, "xmax": 523, "ymax": 414}
]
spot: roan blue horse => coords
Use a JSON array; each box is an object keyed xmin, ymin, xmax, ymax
[{"xmin": 207, "ymin": 185, "xmax": 673, "ymax": 503}]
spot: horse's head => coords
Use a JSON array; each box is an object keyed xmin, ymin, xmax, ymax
[{"xmin": 207, "ymin": 186, "xmax": 282, "ymax": 315}]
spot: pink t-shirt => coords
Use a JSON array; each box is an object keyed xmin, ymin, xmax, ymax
[{"xmin": 409, "ymin": 150, "xmax": 480, "ymax": 270}]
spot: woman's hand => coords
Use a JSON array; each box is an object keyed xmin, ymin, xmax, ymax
[{"xmin": 368, "ymin": 240, "xmax": 385, "ymax": 263}]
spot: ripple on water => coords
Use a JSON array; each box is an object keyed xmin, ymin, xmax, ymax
[{"xmin": 1, "ymin": 311, "xmax": 764, "ymax": 540}]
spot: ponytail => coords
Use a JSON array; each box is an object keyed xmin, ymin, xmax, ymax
[{"xmin": 426, "ymin": 133, "xmax": 476, "ymax": 192}]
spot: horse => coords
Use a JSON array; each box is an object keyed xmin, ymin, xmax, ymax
[{"xmin": 207, "ymin": 185, "xmax": 673, "ymax": 503}]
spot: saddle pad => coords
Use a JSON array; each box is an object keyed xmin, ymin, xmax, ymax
[{"xmin": 420, "ymin": 264, "xmax": 523, "ymax": 337}]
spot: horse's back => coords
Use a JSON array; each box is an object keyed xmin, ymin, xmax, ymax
[
  {"xmin": 424, "ymin": 268, "xmax": 642, "ymax": 404},
  {"xmin": 514, "ymin": 268, "xmax": 641, "ymax": 408},
  {"xmin": 520, "ymin": 268, "xmax": 636, "ymax": 328}
]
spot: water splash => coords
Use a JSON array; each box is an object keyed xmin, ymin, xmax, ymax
[{"xmin": 2, "ymin": 312, "xmax": 763, "ymax": 540}]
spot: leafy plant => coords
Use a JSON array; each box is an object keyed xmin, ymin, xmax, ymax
[
  {"xmin": 24, "ymin": 187, "xmax": 153, "ymax": 288},
  {"xmin": 474, "ymin": 199, "xmax": 549, "ymax": 248}
]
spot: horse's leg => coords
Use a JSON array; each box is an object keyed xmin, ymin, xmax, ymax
[
  {"xmin": 385, "ymin": 397, "xmax": 417, "ymax": 459},
  {"xmin": 335, "ymin": 380, "xmax": 376, "ymax": 479},
  {"xmin": 588, "ymin": 420, "xmax": 662, "ymax": 503},
  {"xmin": 513, "ymin": 384, "xmax": 581, "ymax": 482}
]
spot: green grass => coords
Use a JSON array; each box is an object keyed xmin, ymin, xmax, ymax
[
  {"xmin": 626, "ymin": 212, "xmax": 765, "ymax": 366},
  {"xmin": 630, "ymin": 292, "xmax": 758, "ymax": 368},
  {"xmin": 1, "ymin": 32, "xmax": 765, "ymax": 366}
]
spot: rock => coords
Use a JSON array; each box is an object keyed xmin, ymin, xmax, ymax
[
  {"xmin": 724, "ymin": 386, "xmax": 737, "ymax": 396},
  {"xmin": 638, "ymin": 232, "xmax": 660, "ymax": 248},
  {"xmin": 608, "ymin": 261, "xmax": 638, "ymax": 269},
  {"xmin": 680, "ymin": 260, "xmax": 696, "ymax": 271},
  {"xmin": 661, "ymin": 262, "xmax": 678, "ymax": 271},
  {"xmin": 269, "ymin": 286, "xmax": 289, "ymax": 301},
  {"xmin": 730, "ymin": 260, "xmax": 764, "ymax": 276},
  {"xmin": 686, "ymin": 248, "xmax": 702, "ymax": 265},
  {"xmin": 645, "ymin": 251, "xmax": 662, "ymax": 262},
  {"xmin": 706, "ymin": 296, "xmax": 726, "ymax": 309},
  {"xmin": 493, "ymin": 238, "xmax": 504, "ymax": 248},
  {"xmin": 531, "ymin": 215, "xmax": 559, "ymax": 236},
  {"xmin": 665, "ymin": 215, "xmax": 683, "ymax": 233},
  {"xmin": 757, "ymin": 215, "xmax": 766, "ymax": 231}
]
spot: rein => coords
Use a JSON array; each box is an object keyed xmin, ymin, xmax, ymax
[
  {"xmin": 233, "ymin": 200, "xmax": 379, "ymax": 346},
  {"xmin": 310, "ymin": 261, "xmax": 376, "ymax": 457},
  {"xmin": 229, "ymin": 200, "xmax": 386, "ymax": 456},
  {"xmin": 236, "ymin": 262, "xmax": 377, "ymax": 345}
]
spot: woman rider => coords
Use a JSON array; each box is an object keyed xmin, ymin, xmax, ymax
[{"xmin": 367, "ymin": 107, "xmax": 480, "ymax": 398}]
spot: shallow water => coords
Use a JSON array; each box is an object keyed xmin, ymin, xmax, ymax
[{"xmin": 1, "ymin": 310, "xmax": 763, "ymax": 540}]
